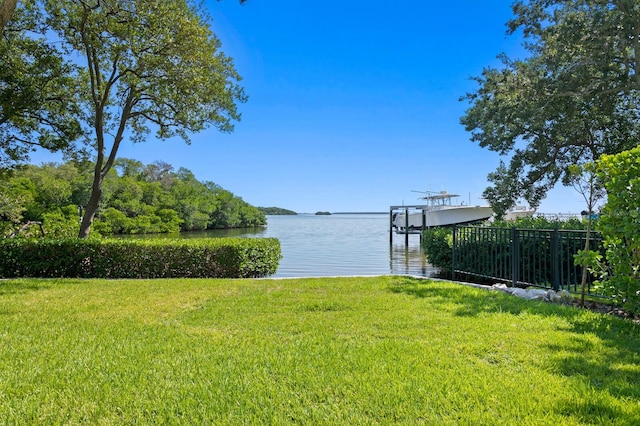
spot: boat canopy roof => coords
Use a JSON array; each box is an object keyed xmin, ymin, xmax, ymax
[
  {"xmin": 414, "ymin": 191, "xmax": 462, "ymax": 207},
  {"xmin": 418, "ymin": 191, "xmax": 460, "ymax": 201}
]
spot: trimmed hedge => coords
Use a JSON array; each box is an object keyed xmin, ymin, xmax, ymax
[{"xmin": 0, "ymin": 238, "xmax": 281, "ymax": 279}]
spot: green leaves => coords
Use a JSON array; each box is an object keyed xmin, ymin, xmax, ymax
[
  {"xmin": 0, "ymin": 3, "xmax": 85, "ymax": 167},
  {"xmin": 595, "ymin": 146, "xmax": 640, "ymax": 313},
  {"xmin": 573, "ymin": 249, "xmax": 602, "ymax": 270}
]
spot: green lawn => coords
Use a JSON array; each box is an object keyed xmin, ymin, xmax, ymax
[{"xmin": 0, "ymin": 276, "xmax": 638, "ymax": 424}]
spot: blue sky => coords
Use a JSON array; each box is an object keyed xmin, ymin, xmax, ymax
[{"xmin": 38, "ymin": 0, "xmax": 586, "ymax": 213}]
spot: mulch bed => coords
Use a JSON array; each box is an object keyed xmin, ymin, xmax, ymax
[{"xmin": 572, "ymin": 299, "xmax": 639, "ymax": 323}]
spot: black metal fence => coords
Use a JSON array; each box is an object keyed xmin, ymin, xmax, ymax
[{"xmin": 452, "ymin": 225, "xmax": 604, "ymax": 294}]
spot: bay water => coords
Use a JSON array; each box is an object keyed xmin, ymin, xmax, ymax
[{"xmin": 176, "ymin": 213, "xmax": 437, "ymax": 278}]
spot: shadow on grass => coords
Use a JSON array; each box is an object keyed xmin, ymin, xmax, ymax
[
  {"xmin": 388, "ymin": 276, "xmax": 533, "ymax": 317},
  {"xmin": 388, "ymin": 276, "xmax": 640, "ymax": 423},
  {"xmin": 0, "ymin": 279, "xmax": 51, "ymax": 296}
]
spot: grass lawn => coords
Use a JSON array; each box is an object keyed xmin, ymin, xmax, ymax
[{"xmin": 0, "ymin": 276, "xmax": 639, "ymax": 424}]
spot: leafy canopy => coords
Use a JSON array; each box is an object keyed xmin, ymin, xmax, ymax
[
  {"xmin": 0, "ymin": 1, "xmax": 84, "ymax": 167},
  {"xmin": 461, "ymin": 0, "xmax": 640, "ymax": 216}
]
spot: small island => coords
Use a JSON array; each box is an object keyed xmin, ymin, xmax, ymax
[
  {"xmin": 315, "ymin": 211, "xmax": 332, "ymax": 215},
  {"xmin": 258, "ymin": 207, "xmax": 297, "ymax": 215}
]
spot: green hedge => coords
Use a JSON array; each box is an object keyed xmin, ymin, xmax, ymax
[
  {"xmin": 0, "ymin": 238, "xmax": 281, "ymax": 279},
  {"xmin": 421, "ymin": 228, "xmax": 453, "ymax": 271}
]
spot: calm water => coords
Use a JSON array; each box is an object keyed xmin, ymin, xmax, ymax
[{"xmin": 175, "ymin": 214, "xmax": 437, "ymax": 278}]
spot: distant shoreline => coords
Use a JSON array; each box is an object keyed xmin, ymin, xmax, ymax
[
  {"xmin": 331, "ymin": 212, "xmax": 387, "ymax": 215},
  {"xmin": 273, "ymin": 212, "xmax": 388, "ymax": 215}
]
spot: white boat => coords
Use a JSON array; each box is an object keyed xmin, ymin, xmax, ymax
[
  {"xmin": 503, "ymin": 206, "xmax": 536, "ymax": 221},
  {"xmin": 392, "ymin": 191, "xmax": 493, "ymax": 232}
]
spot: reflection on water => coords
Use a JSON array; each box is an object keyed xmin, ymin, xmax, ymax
[
  {"xmin": 389, "ymin": 239, "xmax": 436, "ymax": 277},
  {"xmin": 177, "ymin": 227, "xmax": 266, "ymax": 239},
  {"xmin": 120, "ymin": 214, "xmax": 438, "ymax": 278}
]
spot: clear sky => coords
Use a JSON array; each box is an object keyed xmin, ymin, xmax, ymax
[{"xmin": 37, "ymin": 0, "xmax": 587, "ymax": 214}]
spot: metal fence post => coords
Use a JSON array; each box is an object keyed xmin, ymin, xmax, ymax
[
  {"xmin": 552, "ymin": 224, "xmax": 560, "ymax": 291},
  {"xmin": 451, "ymin": 225, "xmax": 457, "ymax": 281},
  {"xmin": 511, "ymin": 227, "xmax": 518, "ymax": 287}
]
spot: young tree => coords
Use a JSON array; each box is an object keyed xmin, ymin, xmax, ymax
[
  {"xmin": 43, "ymin": 0, "xmax": 247, "ymax": 237},
  {"xmin": 568, "ymin": 163, "xmax": 605, "ymax": 307},
  {"xmin": 461, "ymin": 1, "xmax": 640, "ymax": 214}
]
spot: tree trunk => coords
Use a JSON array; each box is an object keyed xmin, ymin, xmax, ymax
[
  {"xmin": 0, "ymin": 0, "xmax": 18, "ymax": 36},
  {"xmin": 78, "ymin": 165, "xmax": 103, "ymax": 238},
  {"xmin": 579, "ymin": 218, "xmax": 591, "ymax": 307}
]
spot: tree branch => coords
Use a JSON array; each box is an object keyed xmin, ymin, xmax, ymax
[{"xmin": 101, "ymin": 88, "xmax": 135, "ymax": 177}]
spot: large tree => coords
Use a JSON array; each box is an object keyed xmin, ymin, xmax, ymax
[
  {"xmin": 461, "ymin": 0, "xmax": 640, "ymax": 215},
  {"xmin": 41, "ymin": 0, "xmax": 247, "ymax": 237}
]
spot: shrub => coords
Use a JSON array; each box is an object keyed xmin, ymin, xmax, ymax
[
  {"xmin": 422, "ymin": 228, "xmax": 452, "ymax": 271},
  {"xmin": 0, "ymin": 238, "xmax": 281, "ymax": 279},
  {"xmin": 595, "ymin": 146, "xmax": 640, "ymax": 313},
  {"xmin": 40, "ymin": 209, "xmax": 81, "ymax": 238},
  {"xmin": 490, "ymin": 215, "xmax": 588, "ymax": 230}
]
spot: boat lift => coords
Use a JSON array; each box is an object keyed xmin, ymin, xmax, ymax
[{"xmin": 389, "ymin": 204, "xmax": 430, "ymax": 245}]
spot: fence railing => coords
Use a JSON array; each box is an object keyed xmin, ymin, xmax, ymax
[{"xmin": 451, "ymin": 225, "xmax": 604, "ymax": 294}]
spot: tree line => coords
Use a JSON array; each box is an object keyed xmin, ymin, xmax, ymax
[
  {"xmin": 0, "ymin": 159, "xmax": 265, "ymax": 237},
  {"xmin": 257, "ymin": 207, "xmax": 297, "ymax": 215}
]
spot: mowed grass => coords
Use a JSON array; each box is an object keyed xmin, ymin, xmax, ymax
[{"xmin": 0, "ymin": 276, "xmax": 639, "ymax": 425}]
